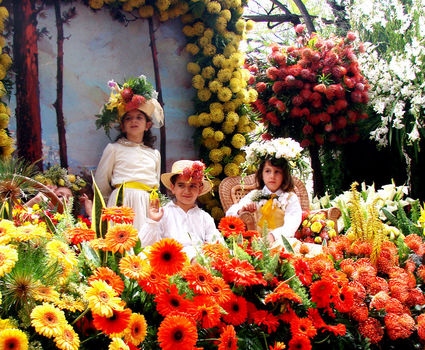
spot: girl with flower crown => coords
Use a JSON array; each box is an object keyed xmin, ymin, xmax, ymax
[
  {"xmin": 226, "ymin": 138, "xmax": 304, "ymax": 247},
  {"xmin": 95, "ymin": 76, "xmax": 164, "ymax": 233},
  {"xmin": 139, "ymin": 160, "xmax": 224, "ymax": 262}
]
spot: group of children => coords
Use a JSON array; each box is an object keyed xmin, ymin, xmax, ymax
[
  {"xmin": 91, "ymin": 75, "xmax": 307, "ymax": 260},
  {"xmin": 39, "ymin": 75, "xmax": 307, "ymax": 260}
]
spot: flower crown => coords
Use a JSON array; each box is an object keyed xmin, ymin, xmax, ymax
[
  {"xmin": 241, "ymin": 137, "xmax": 305, "ymax": 173},
  {"xmin": 95, "ymin": 75, "xmax": 159, "ymax": 137},
  {"xmin": 34, "ymin": 165, "xmax": 87, "ymax": 193},
  {"xmin": 180, "ymin": 161, "xmax": 208, "ymax": 183}
]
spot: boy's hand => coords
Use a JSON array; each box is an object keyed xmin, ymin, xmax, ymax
[
  {"xmin": 148, "ymin": 198, "xmax": 163, "ymax": 222},
  {"xmin": 238, "ymin": 203, "xmax": 256, "ymax": 214}
]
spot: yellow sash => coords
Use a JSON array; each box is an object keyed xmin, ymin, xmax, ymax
[
  {"xmin": 115, "ymin": 181, "xmax": 159, "ymax": 202},
  {"xmin": 257, "ymin": 195, "xmax": 285, "ymax": 231}
]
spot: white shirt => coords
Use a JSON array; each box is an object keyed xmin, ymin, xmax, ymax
[
  {"xmin": 226, "ymin": 186, "xmax": 302, "ymax": 246},
  {"xmin": 139, "ymin": 201, "xmax": 225, "ymax": 261}
]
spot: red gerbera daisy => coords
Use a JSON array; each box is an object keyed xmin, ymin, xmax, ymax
[
  {"xmin": 293, "ymin": 258, "xmax": 312, "ymax": 286},
  {"xmin": 265, "ymin": 282, "xmax": 302, "ymax": 304},
  {"xmin": 221, "ymin": 294, "xmax": 248, "ymax": 326},
  {"xmin": 101, "ymin": 206, "xmax": 135, "ymax": 224},
  {"xmin": 252, "ymin": 310, "xmax": 280, "ymax": 334},
  {"xmin": 208, "ymin": 276, "xmax": 232, "ymax": 303},
  {"xmin": 220, "ymin": 257, "xmax": 266, "ymax": 287},
  {"xmin": 138, "ymin": 266, "xmax": 169, "ymax": 295},
  {"xmin": 66, "ymin": 227, "xmax": 96, "ymax": 245},
  {"xmin": 202, "ymin": 243, "xmax": 230, "ymax": 262},
  {"xmin": 269, "ymin": 342, "xmax": 286, "ymax": 350},
  {"xmin": 157, "ymin": 314, "xmax": 198, "ymax": 350},
  {"xmin": 155, "ymin": 284, "xmax": 190, "ymax": 317},
  {"xmin": 287, "ymin": 334, "xmax": 311, "ymax": 350},
  {"xmin": 88, "ymin": 267, "xmax": 125, "ymax": 295},
  {"xmin": 290, "ymin": 317, "xmax": 317, "ymax": 339},
  {"xmin": 147, "ymin": 238, "xmax": 187, "ymax": 275},
  {"xmin": 189, "ymin": 295, "xmax": 221, "ymax": 329},
  {"xmin": 182, "ymin": 263, "xmax": 214, "ymax": 294},
  {"xmin": 124, "ymin": 313, "xmax": 147, "ymax": 346},
  {"xmin": 218, "ymin": 325, "xmax": 238, "ymax": 350},
  {"xmin": 92, "ymin": 308, "xmax": 132, "ymax": 335},
  {"xmin": 218, "ymin": 216, "xmax": 245, "ymax": 237},
  {"xmin": 310, "ymin": 279, "xmax": 337, "ymax": 308},
  {"xmin": 332, "ymin": 285, "xmax": 354, "ymax": 313}
]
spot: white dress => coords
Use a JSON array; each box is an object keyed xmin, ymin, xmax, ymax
[
  {"xmin": 226, "ymin": 186, "xmax": 302, "ymax": 247},
  {"xmin": 139, "ymin": 201, "xmax": 225, "ymax": 261},
  {"xmin": 94, "ymin": 138, "xmax": 160, "ymax": 232}
]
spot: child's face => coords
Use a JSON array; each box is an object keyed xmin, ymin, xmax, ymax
[
  {"xmin": 262, "ymin": 160, "xmax": 284, "ymax": 193},
  {"xmin": 121, "ymin": 110, "xmax": 152, "ymax": 139},
  {"xmin": 170, "ymin": 176, "xmax": 203, "ymax": 210},
  {"xmin": 55, "ymin": 187, "xmax": 73, "ymax": 204}
]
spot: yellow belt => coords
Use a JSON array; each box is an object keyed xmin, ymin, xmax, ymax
[{"xmin": 115, "ymin": 181, "xmax": 159, "ymax": 202}]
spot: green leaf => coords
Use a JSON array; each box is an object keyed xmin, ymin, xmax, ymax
[
  {"xmin": 91, "ymin": 172, "xmax": 108, "ymax": 238},
  {"xmin": 115, "ymin": 184, "xmax": 125, "ymax": 207},
  {"xmin": 40, "ymin": 212, "xmax": 57, "ymax": 235},
  {"xmin": 281, "ymin": 235, "xmax": 294, "ymax": 253}
]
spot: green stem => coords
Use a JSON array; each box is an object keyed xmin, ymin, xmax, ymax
[
  {"xmin": 71, "ymin": 306, "xmax": 90, "ymax": 325},
  {"xmin": 80, "ymin": 331, "xmax": 103, "ymax": 345}
]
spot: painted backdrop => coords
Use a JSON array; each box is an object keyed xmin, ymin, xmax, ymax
[{"xmin": 9, "ymin": 2, "xmax": 196, "ymax": 175}]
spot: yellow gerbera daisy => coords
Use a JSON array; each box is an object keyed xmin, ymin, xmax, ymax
[
  {"xmin": 30, "ymin": 303, "xmax": 67, "ymax": 338},
  {"xmin": 55, "ymin": 295, "xmax": 85, "ymax": 313},
  {"xmin": 54, "ymin": 324, "xmax": 80, "ymax": 350},
  {"xmin": 119, "ymin": 255, "xmax": 149, "ymax": 280},
  {"xmin": 0, "ymin": 328, "xmax": 28, "ymax": 350},
  {"xmin": 124, "ymin": 313, "xmax": 147, "ymax": 346},
  {"xmin": 34, "ymin": 286, "xmax": 60, "ymax": 303},
  {"xmin": 105, "ymin": 224, "xmax": 138, "ymax": 254},
  {"xmin": 0, "ymin": 318, "xmax": 16, "ymax": 331},
  {"xmin": 0, "ymin": 220, "xmax": 16, "ymax": 245},
  {"xmin": 0, "ymin": 245, "xmax": 18, "ymax": 277},
  {"xmin": 15, "ymin": 224, "xmax": 47, "ymax": 242},
  {"xmin": 109, "ymin": 337, "xmax": 129, "ymax": 350},
  {"xmin": 85, "ymin": 280, "xmax": 123, "ymax": 317},
  {"xmin": 45, "ymin": 240, "xmax": 78, "ymax": 271}
]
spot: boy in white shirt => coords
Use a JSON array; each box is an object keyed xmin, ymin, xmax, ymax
[{"xmin": 139, "ymin": 160, "xmax": 224, "ymax": 262}]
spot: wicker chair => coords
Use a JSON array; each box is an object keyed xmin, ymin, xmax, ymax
[{"xmin": 219, "ymin": 174, "xmax": 341, "ymax": 231}]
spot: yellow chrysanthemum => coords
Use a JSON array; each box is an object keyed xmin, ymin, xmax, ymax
[
  {"xmin": 226, "ymin": 111, "xmax": 239, "ymax": 125},
  {"xmin": 129, "ymin": 0, "xmax": 145, "ymax": 7},
  {"xmin": 31, "ymin": 303, "xmax": 67, "ymax": 338},
  {"xmin": 203, "ymin": 137, "xmax": 220, "ymax": 150},
  {"xmin": 187, "ymin": 115, "xmax": 200, "ymax": 127},
  {"xmin": 0, "ymin": 113, "xmax": 9, "ymax": 129},
  {"xmin": 246, "ymin": 19, "xmax": 255, "ymax": 31},
  {"xmin": 138, "ymin": 5, "xmax": 154, "ymax": 18},
  {"xmin": 156, "ymin": 0, "xmax": 170, "ymax": 11},
  {"xmin": 197, "ymin": 88, "xmax": 212, "ymax": 101},
  {"xmin": 0, "ymin": 7, "xmax": 9, "ymax": 20},
  {"xmin": 222, "ymin": 121, "xmax": 235, "ymax": 134},
  {"xmin": 211, "ymin": 178, "xmax": 221, "ymax": 190},
  {"xmin": 214, "ymin": 130, "xmax": 224, "ymax": 142},
  {"xmin": 203, "ymin": 44, "xmax": 217, "ymax": 56},
  {"xmin": 209, "ymin": 149, "xmax": 224, "ymax": 163},
  {"xmin": 208, "ymin": 80, "xmax": 222, "ymax": 93},
  {"xmin": 207, "ymin": 1, "xmax": 221, "ymax": 13},
  {"xmin": 230, "ymin": 52, "xmax": 244, "ymax": 66},
  {"xmin": 180, "ymin": 13, "xmax": 194, "ymax": 24},
  {"xmin": 202, "ymin": 127, "xmax": 215, "ymax": 139},
  {"xmin": 0, "ymin": 245, "xmax": 18, "ymax": 278},
  {"xmin": 192, "ymin": 75, "xmax": 205, "ymax": 90},
  {"xmin": 221, "ymin": 146, "xmax": 232, "ymax": 156},
  {"xmin": 109, "ymin": 337, "xmax": 129, "ymax": 350},
  {"xmin": 231, "ymin": 133, "xmax": 246, "ymax": 149},
  {"xmin": 198, "ymin": 112, "xmax": 212, "ymax": 126},
  {"xmin": 220, "ymin": 9, "xmax": 231, "ymax": 21},
  {"xmin": 233, "ymin": 154, "xmax": 245, "ymax": 165},
  {"xmin": 224, "ymin": 44, "xmax": 237, "ymax": 57},
  {"xmin": 0, "ymin": 328, "xmax": 28, "ymax": 350},
  {"xmin": 217, "ymin": 87, "xmax": 232, "ymax": 102},
  {"xmin": 248, "ymin": 88, "xmax": 259, "ymax": 102},
  {"xmin": 89, "ymin": 0, "xmax": 104, "ymax": 9},
  {"xmin": 187, "ymin": 62, "xmax": 201, "ymax": 75},
  {"xmin": 0, "ymin": 220, "xmax": 15, "ymax": 245},
  {"xmin": 231, "ymin": 0, "xmax": 242, "ymax": 8},
  {"xmin": 215, "ymin": 16, "xmax": 227, "ymax": 32},
  {"xmin": 85, "ymin": 280, "xmax": 123, "ymax": 317},
  {"xmin": 236, "ymin": 88, "xmax": 250, "ymax": 103},
  {"xmin": 15, "ymin": 224, "xmax": 48, "ymax": 242},
  {"xmin": 212, "ymin": 54, "xmax": 226, "ymax": 68},
  {"xmin": 217, "ymin": 69, "xmax": 232, "ymax": 83},
  {"xmin": 46, "ymin": 240, "xmax": 78, "ymax": 271},
  {"xmin": 203, "ymin": 28, "xmax": 214, "ymax": 39},
  {"xmin": 185, "ymin": 43, "xmax": 199, "ymax": 55},
  {"xmin": 122, "ymin": 3, "xmax": 134, "ymax": 12},
  {"xmin": 54, "ymin": 324, "xmax": 80, "ymax": 350},
  {"xmin": 224, "ymin": 100, "xmax": 237, "ymax": 112},
  {"xmin": 209, "ymin": 163, "xmax": 223, "ymax": 177},
  {"xmin": 201, "ymin": 66, "xmax": 215, "ymax": 80},
  {"xmin": 210, "ymin": 108, "xmax": 224, "ymax": 123},
  {"xmin": 224, "ymin": 163, "xmax": 240, "ymax": 177},
  {"xmin": 193, "ymin": 22, "xmax": 205, "ymax": 36},
  {"xmin": 198, "ymin": 36, "xmax": 210, "ymax": 48},
  {"xmin": 182, "ymin": 25, "xmax": 195, "ymax": 37},
  {"xmin": 229, "ymin": 78, "xmax": 242, "ymax": 93}
]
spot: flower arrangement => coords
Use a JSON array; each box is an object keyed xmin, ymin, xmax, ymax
[
  {"xmin": 295, "ymin": 210, "xmax": 338, "ymax": 244},
  {"xmin": 34, "ymin": 164, "xmax": 87, "ymax": 193},
  {"xmin": 247, "ymin": 25, "xmax": 370, "ymax": 147}
]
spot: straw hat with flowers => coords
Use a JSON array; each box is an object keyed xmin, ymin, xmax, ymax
[{"xmin": 161, "ymin": 160, "xmax": 212, "ymax": 197}]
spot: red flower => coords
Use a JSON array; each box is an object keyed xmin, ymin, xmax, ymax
[
  {"xmin": 218, "ymin": 325, "xmax": 238, "ymax": 350},
  {"xmin": 290, "ymin": 317, "xmax": 317, "ymax": 339},
  {"xmin": 221, "ymin": 294, "xmax": 248, "ymax": 326},
  {"xmin": 221, "ymin": 258, "xmax": 266, "ymax": 287},
  {"xmin": 288, "ymin": 334, "xmax": 311, "ymax": 350},
  {"xmin": 252, "ymin": 310, "xmax": 280, "ymax": 334},
  {"xmin": 101, "ymin": 206, "xmax": 135, "ymax": 224},
  {"xmin": 309, "ymin": 279, "xmax": 336, "ymax": 308},
  {"xmin": 66, "ymin": 227, "xmax": 95, "ymax": 245},
  {"xmin": 189, "ymin": 295, "xmax": 221, "ymax": 328},
  {"xmin": 218, "ymin": 216, "xmax": 246, "ymax": 237},
  {"xmin": 92, "ymin": 308, "xmax": 132, "ymax": 335},
  {"xmin": 182, "ymin": 263, "xmax": 214, "ymax": 294},
  {"xmin": 155, "ymin": 284, "xmax": 190, "ymax": 317},
  {"xmin": 384, "ymin": 313, "xmax": 415, "ymax": 340},
  {"xmin": 147, "ymin": 238, "xmax": 187, "ymax": 276},
  {"xmin": 358, "ymin": 317, "xmax": 383, "ymax": 344},
  {"xmin": 88, "ymin": 267, "xmax": 125, "ymax": 295},
  {"xmin": 157, "ymin": 315, "xmax": 198, "ymax": 350}
]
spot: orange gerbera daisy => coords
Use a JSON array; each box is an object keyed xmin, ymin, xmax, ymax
[
  {"xmin": 290, "ymin": 317, "xmax": 317, "ymax": 339},
  {"xmin": 265, "ymin": 282, "xmax": 302, "ymax": 304},
  {"xmin": 137, "ymin": 266, "xmax": 169, "ymax": 295},
  {"xmin": 102, "ymin": 206, "xmax": 136, "ymax": 224},
  {"xmin": 221, "ymin": 258, "xmax": 266, "ymax": 287},
  {"xmin": 93, "ymin": 308, "xmax": 132, "ymax": 335},
  {"xmin": 105, "ymin": 224, "xmax": 138, "ymax": 254},
  {"xmin": 0, "ymin": 328, "xmax": 28, "ymax": 350},
  {"xmin": 218, "ymin": 325, "xmax": 238, "ymax": 350},
  {"xmin": 124, "ymin": 313, "xmax": 147, "ymax": 346},
  {"xmin": 269, "ymin": 342, "xmax": 286, "ymax": 350},
  {"xmin": 202, "ymin": 243, "xmax": 230, "ymax": 262},
  {"xmin": 288, "ymin": 334, "xmax": 311, "ymax": 350},
  {"xmin": 309, "ymin": 279, "xmax": 337, "ymax": 308},
  {"xmin": 332, "ymin": 285, "xmax": 354, "ymax": 313},
  {"xmin": 221, "ymin": 294, "xmax": 248, "ymax": 326},
  {"xmin": 189, "ymin": 295, "xmax": 221, "ymax": 329},
  {"xmin": 358, "ymin": 317, "xmax": 384, "ymax": 344},
  {"xmin": 157, "ymin": 314, "xmax": 198, "ymax": 350},
  {"xmin": 147, "ymin": 238, "xmax": 187, "ymax": 275},
  {"xmin": 66, "ymin": 227, "xmax": 96, "ymax": 245},
  {"xmin": 88, "ymin": 267, "xmax": 125, "ymax": 295},
  {"xmin": 155, "ymin": 284, "xmax": 190, "ymax": 317},
  {"xmin": 252, "ymin": 310, "xmax": 280, "ymax": 334},
  {"xmin": 293, "ymin": 258, "xmax": 312, "ymax": 286},
  {"xmin": 218, "ymin": 216, "xmax": 245, "ymax": 237},
  {"xmin": 208, "ymin": 276, "xmax": 232, "ymax": 303},
  {"xmin": 182, "ymin": 263, "xmax": 214, "ymax": 294},
  {"xmin": 119, "ymin": 255, "xmax": 148, "ymax": 280},
  {"xmin": 89, "ymin": 238, "xmax": 109, "ymax": 251}
]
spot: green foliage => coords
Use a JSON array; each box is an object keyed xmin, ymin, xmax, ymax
[{"xmin": 91, "ymin": 173, "xmax": 108, "ymax": 238}]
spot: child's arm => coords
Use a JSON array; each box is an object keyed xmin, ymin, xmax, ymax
[
  {"xmin": 138, "ymin": 199, "xmax": 165, "ymax": 248},
  {"xmin": 94, "ymin": 144, "xmax": 116, "ymax": 201},
  {"xmin": 147, "ymin": 198, "xmax": 163, "ymax": 222},
  {"xmin": 269, "ymin": 193, "xmax": 302, "ymax": 245},
  {"xmin": 225, "ymin": 190, "xmax": 257, "ymax": 217}
]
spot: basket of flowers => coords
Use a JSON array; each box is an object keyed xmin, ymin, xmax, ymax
[{"xmin": 295, "ymin": 210, "xmax": 338, "ymax": 244}]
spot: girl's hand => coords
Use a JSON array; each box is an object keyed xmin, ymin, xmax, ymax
[
  {"xmin": 238, "ymin": 203, "xmax": 256, "ymax": 214},
  {"xmin": 148, "ymin": 198, "xmax": 163, "ymax": 222}
]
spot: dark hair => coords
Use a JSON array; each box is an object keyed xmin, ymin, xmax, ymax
[
  {"xmin": 115, "ymin": 112, "xmax": 157, "ymax": 148},
  {"xmin": 255, "ymin": 158, "xmax": 294, "ymax": 192}
]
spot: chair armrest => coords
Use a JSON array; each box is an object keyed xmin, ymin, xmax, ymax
[
  {"xmin": 309, "ymin": 207, "xmax": 342, "ymax": 232},
  {"xmin": 239, "ymin": 211, "xmax": 257, "ymax": 231}
]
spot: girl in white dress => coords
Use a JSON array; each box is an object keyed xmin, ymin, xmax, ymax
[{"xmin": 95, "ymin": 76, "xmax": 164, "ymax": 233}]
